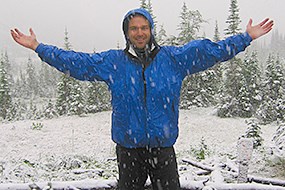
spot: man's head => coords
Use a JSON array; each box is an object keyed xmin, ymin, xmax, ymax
[{"xmin": 123, "ymin": 8, "xmax": 156, "ymax": 50}]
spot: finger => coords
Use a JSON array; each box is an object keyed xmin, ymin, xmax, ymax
[
  {"xmin": 259, "ymin": 18, "xmax": 269, "ymax": 27},
  {"xmin": 10, "ymin": 30, "xmax": 19, "ymax": 41},
  {"xmin": 263, "ymin": 20, "xmax": 274, "ymax": 29},
  {"xmin": 247, "ymin": 18, "xmax": 253, "ymax": 28},
  {"xmin": 14, "ymin": 28, "xmax": 24, "ymax": 36},
  {"xmin": 29, "ymin": 28, "xmax": 35, "ymax": 37}
]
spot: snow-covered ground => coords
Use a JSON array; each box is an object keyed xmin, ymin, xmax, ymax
[{"xmin": 0, "ymin": 107, "xmax": 284, "ymax": 189}]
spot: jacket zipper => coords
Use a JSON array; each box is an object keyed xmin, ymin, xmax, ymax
[{"xmin": 142, "ymin": 64, "xmax": 147, "ymax": 103}]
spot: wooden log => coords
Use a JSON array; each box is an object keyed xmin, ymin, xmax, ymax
[
  {"xmin": 248, "ymin": 176, "xmax": 285, "ymax": 187},
  {"xmin": 203, "ymin": 182, "xmax": 285, "ymax": 190},
  {"xmin": 182, "ymin": 158, "xmax": 214, "ymax": 172}
]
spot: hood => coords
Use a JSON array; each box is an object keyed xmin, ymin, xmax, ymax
[{"xmin": 122, "ymin": 8, "xmax": 158, "ymax": 50}]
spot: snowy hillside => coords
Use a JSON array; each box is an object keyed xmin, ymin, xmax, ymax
[{"xmin": 0, "ymin": 107, "xmax": 284, "ymax": 189}]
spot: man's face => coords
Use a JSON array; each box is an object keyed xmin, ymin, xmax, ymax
[{"xmin": 127, "ymin": 15, "xmax": 151, "ymax": 49}]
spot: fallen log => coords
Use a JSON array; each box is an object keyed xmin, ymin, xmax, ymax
[
  {"xmin": 182, "ymin": 158, "xmax": 285, "ymax": 188},
  {"xmin": 182, "ymin": 158, "xmax": 214, "ymax": 172},
  {"xmin": 248, "ymin": 175, "xmax": 285, "ymax": 187},
  {"xmin": 203, "ymin": 182, "xmax": 285, "ymax": 190},
  {"xmin": 0, "ymin": 179, "xmax": 117, "ymax": 190}
]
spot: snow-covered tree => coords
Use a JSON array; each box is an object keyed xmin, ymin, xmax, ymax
[
  {"xmin": 273, "ymin": 123, "xmax": 285, "ymax": 156},
  {"xmin": 244, "ymin": 119, "xmax": 263, "ymax": 149},
  {"xmin": 56, "ymin": 28, "xmax": 86, "ymax": 116},
  {"xmin": 43, "ymin": 99, "xmax": 57, "ymax": 119},
  {"xmin": 217, "ymin": 58, "xmax": 243, "ymax": 117},
  {"xmin": 177, "ymin": 2, "xmax": 204, "ymax": 45},
  {"xmin": 178, "ymin": 3, "xmax": 216, "ymax": 108},
  {"xmin": 180, "ymin": 69, "xmax": 219, "ymax": 108},
  {"xmin": 26, "ymin": 57, "xmax": 39, "ymax": 97},
  {"xmin": 257, "ymin": 54, "xmax": 285, "ymax": 123},
  {"xmin": 156, "ymin": 24, "xmax": 168, "ymax": 46},
  {"xmin": 0, "ymin": 52, "xmax": 13, "ymax": 120},
  {"xmin": 213, "ymin": 20, "xmax": 221, "ymax": 42},
  {"xmin": 235, "ymin": 51, "xmax": 262, "ymax": 117},
  {"xmin": 217, "ymin": 0, "xmax": 244, "ymax": 117},
  {"xmin": 86, "ymin": 82, "xmax": 111, "ymax": 113},
  {"xmin": 224, "ymin": 0, "xmax": 242, "ymax": 36},
  {"xmin": 38, "ymin": 63, "xmax": 59, "ymax": 98}
]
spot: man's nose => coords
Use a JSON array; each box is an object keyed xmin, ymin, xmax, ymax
[{"xmin": 137, "ymin": 28, "xmax": 144, "ymax": 35}]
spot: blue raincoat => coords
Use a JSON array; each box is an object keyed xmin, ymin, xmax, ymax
[{"xmin": 35, "ymin": 8, "xmax": 252, "ymax": 148}]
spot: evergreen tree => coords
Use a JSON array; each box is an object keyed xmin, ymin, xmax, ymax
[
  {"xmin": 38, "ymin": 63, "xmax": 59, "ymax": 98},
  {"xmin": 217, "ymin": 58, "xmax": 243, "ymax": 117},
  {"xmin": 156, "ymin": 24, "xmax": 168, "ymax": 46},
  {"xmin": 43, "ymin": 99, "xmax": 57, "ymax": 119},
  {"xmin": 224, "ymin": 0, "xmax": 242, "ymax": 36},
  {"xmin": 0, "ymin": 53, "xmax": 13, "ymax": 120},
  {"xmin": 140, "ymin": 0, "xmax": 147, "ymax": 9},
  {"xmin": 177, "ymin": 2, "xmax": 204, "ymax": 45},
  {"xmin": 237, "ymin": 51, "xmax": 262, "ymax": 117},
  {"xmin": 26, "ymin": 57, "xmax": 39, "ymax": 97},
  {"xmin": 14, "ymin": 69, "xmax": 28, "ymax": 98},
  {"xmin": 178, "ymin": 2, "xmax": 216, "ymax": 108},
  {"xmin": 213, "ymin": 20, "xmax": 221, "ymax": 42},
  {"xmin": 257, "ymin": 54, "xmax": 285, "ymax": 123},
  {"xmin": 56, "ymin": 28, "xmax": 85, "ymax": 116},
  {"xmin": 211, "ymin": 20, "xmax": 223, "ymax": 96},
  {"xmin": 244, "ymin": 119, "xmax": 263, "ymax": 149},
  {"xmin": 86, "ymin": 82, "xmax": 111, "ymax": 113},
  {"xmin": 218, "ymin": 0, "xmax": 244, "ymax": 117},
  {"xmin": 180, "ymin": 70, "xmax": 219, "ymax": 108}
]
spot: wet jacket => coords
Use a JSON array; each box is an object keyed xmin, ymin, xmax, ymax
[{"xmin": 35, "ymin": 9, "xmax": 252, "ymax": 148}]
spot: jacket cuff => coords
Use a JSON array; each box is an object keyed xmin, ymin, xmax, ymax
[
  {"xmin": 244, "ymin": 32, "xmax": 253, "ymax": 44},
  {"xmin": 35, "ymin": 43, "xmax": 45, "ymax": 54}
]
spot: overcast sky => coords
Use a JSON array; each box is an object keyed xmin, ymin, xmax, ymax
[{"xmin": 0, "ymin": 0, "xmax": 283, "ymax": 55}]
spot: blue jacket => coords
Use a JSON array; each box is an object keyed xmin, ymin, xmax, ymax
[{"xmin": 35, "ymin": 9, "xmax": 252, "ymax": 148}]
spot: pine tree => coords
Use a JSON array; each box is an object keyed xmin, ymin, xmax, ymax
[
  {"xmin": 213, "ymin": 20, "xmax": 221, "ymax": 42},
  {"xmin": 177, "ymin": 2, "xmax": 204, "ymax": 45},
  {"xmin": 178, "ymin": 2, "xmax": 216, "ymax": 108},
  {"xmin": 13, "ymin": 70, "xmax": 27, "ymax": 98},
  {"xmin": 237, "ymin": 51, "xmax": 262, "ymax": 117},
  {"xmin": 86, "ymin": 82, "xmax": 111, "ymax": 113},
  {"xmin": 217, "ymin": 58, "xmax": 243, "ymax": 117},
  {"xmin": 156, "ymin": 24, "xmax": 168, "ymax": 46},
  {"xmin": 244, "ymin": 120, "xmax": 263, "ymax": 149},
  {"xmin": 26, "ymin": 57, "xmax": 39, "ymax": 97},
  {"xmin": 257, "ymin": 54, "xmax": 285, "ymax": 123},
  {"xmin": 43, "ymin": 99, "xmax": 57, "ymax": 119},
  {"xmin": 140, "ymin": 0, "xmax": 147, "ymax": 9},
  {"xmin": 38, "ymin": 63, "xmax": 59, "ymax": 98},
  {"xmin": 56, "ymin": 28, "xmax": 85, "ymax": 116},
  {"xmin": 180, "ymin": 70, "xmax": 219, "ymax": 108},
  {"xmin": 0, "ymin": 52, "xmax": 13, "ymax": 120},
  {"xmin": 224, "ymin": 0, "xmax": 242, "ymax": 36},
  {"xmin": 224, "ymin": 51, "xmax": 262, "ymax": 118},
  {"xmin": 217, "ymin": 0, "xmax": 244, "ymax": 117}
]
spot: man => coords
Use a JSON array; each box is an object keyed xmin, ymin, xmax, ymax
[{"xmin": 11, "ymin": 8, "xmax": 273, "ymax": 190}]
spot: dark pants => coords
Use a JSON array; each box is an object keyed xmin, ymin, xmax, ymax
[{"xmin": 116, "ymin": 145, "xmax": 181, "ymax": 190}]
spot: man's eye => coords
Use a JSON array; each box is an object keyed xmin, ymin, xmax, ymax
[
  {"xmin": 130, "ymin": 27, "xmax": 138, "ymax": 31},
  {"xmin": 142, "ymin": 26, "xmax": 149, "ymax": 30}
]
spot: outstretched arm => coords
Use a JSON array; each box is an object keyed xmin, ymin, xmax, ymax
[
  {"xmin": 10, "ymin": 28, "xmax": 39, "ymax": 51},
  {"xmin": 246, "ymin": 18, "xmax": 274, "ymax": 40}
]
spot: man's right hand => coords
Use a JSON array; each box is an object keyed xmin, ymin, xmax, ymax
[{"xmin": 10, "ymin": 28, "xmax": 40, "ymax": 51}]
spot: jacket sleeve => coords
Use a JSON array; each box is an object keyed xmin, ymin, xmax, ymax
[
  {"xmin": 35, "ymin": 43, "xmax": 115, "ymax": 83},
  {"xmin": 172, "ymin": 32, "xmax": 252, "ymax": 78}
]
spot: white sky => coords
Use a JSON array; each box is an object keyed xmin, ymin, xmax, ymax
[{"xmin": 0, "ymin": 0, "xmax": 283, "ymax": 54}]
